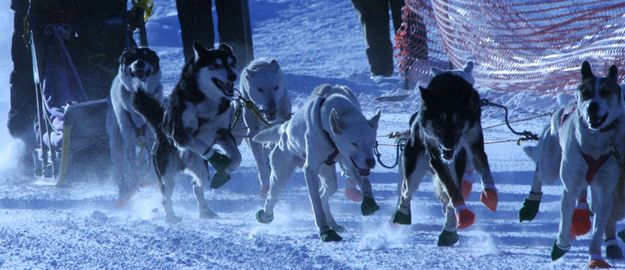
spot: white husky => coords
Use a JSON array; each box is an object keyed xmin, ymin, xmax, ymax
[
  {"xmin": 233, "ymin": 58, "xmax": 291, "ymax": 197},
  {"xmin": 106, "ymin": 47, "xmax": 162, "ymax": 202},
  {"xmin": 253, "ymin": 84, "xmax": 380, "ymax": 242},
  {"xmin": 548, "ymin": 62, "xmax": 625, "ymax": 269}
]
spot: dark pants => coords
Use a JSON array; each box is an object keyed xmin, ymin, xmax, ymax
[
  {"xmin": 176, "ymin": 0, "xmax": 254, "ymax": 68},
  {"xmin": 352, "ymin": 0, "xmax": 405, "ymax": 76}
]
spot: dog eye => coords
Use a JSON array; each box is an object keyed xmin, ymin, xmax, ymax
[
  {"xmin": 351, "ymin": 142, "xmax": 358, "ymax": 147},
  {"xmin": 210, "ymin": 63, "xmax": 221, "ymax": 70},
  {"xmin": 258, "ymin": 88, "xmax": 264, "ymax": 92},
  {"xmin": 274, "ymin": 86, "xmax": 279, "ymax": 91}
]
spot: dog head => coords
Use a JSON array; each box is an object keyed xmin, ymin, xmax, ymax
[
  {"xmin": 328, "ymin": 103, "xmax": 381, "ymax": 176},
  {"xmin": 119, "ymin": 47, "xmax": 161, "ymax": 93},
  {"xmin": 431, "ymin": 61, "xmax": 475, "ymax": 85},
  {"xmin": 419, "ymin": 73, "xmax": 479, "ymax": 162},
  {"xmin": 193, "ymin": 42, "xmax": 238, "ymax": 98},
  {"xmin": 576, "ymin": 61, "xmax": 621, "ymax": 131},
  {"xmin": 243, "ymin": 58, "xmax": 286, "ymax": 122}
]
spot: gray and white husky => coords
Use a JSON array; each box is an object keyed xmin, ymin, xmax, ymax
[
  {"xmin": 392, "ymin": 69, "xmax": 498, "ymax": 247},
  {"xmin": 132, "ymin": 42, "xmax": 242, "ymax": 224},
  {"xmin": 233, "ymin": 58, "xmax": 291, "ymax": 197},
  {"xmin": 106, "ymin": 47, "xmax": 162, "ymax": 202},
  {"xmin": 547, "ymin": 62, "xmax": 625, "ymax": 269},
  {"xmin": 253, "ymin": 84, "xmax": 380, "ymax": 242}
]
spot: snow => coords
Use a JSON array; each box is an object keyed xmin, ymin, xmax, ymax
[{"xmin": 0, "ymin": 0, "xmax": 614, "ymax": 269}]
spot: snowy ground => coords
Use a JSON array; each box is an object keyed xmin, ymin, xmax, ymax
[{"xmin": 0, "ymin": 0, "xmax": 618, "ymax": 269}]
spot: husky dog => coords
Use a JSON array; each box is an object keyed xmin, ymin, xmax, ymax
[
  {"xmin": 132, "ymin": 42, "xmax": 242, "ymax": 223},
  {"xmin": 392, "ymin": 70, "xmax": 498, "ymax": 247},
  {"xmin": 253, "ymin": 84, "xmax": 380, "ymax": 242},
  {"xmin": 106, "ymin": 47, "xmax": 162, "ymax": 202},
  {"xmin": 233, "ymin": 58, "xmax": 291, "ymax": 197},
  {"xmin": 549, "ymin": 62, "xmax": 625, "ymax": 269}
]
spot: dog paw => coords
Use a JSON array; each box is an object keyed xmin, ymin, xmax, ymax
[
  {"xmin": 550, "ymin": 240, "xmax": 570, "ymax": 261},
  {"xmin": 361, "ymin": 196, "xmax": 380, "ymax": 216},
  {"xmin": 455, "ymin": 206, "xmax": 475, "ymax": 230},
  {"xmin": 461, "ymin": 180, "xmax": 472, "ymax": 200},
  {"xmin": 480, "ymin": 188, "xmax": 498, "ymax": 212},
  {"xmin": 199, "ymin": 208, "xmax": 218, "ymax": 219},
  {"xmin": 210, "ymin": 171, "xmax": 232, "ymax": 189},
  {"xmin": 588, "ymin": 259, "xmax": 612, "ymax": 269},
  {"xmin": 607, "ymin": 245, "xmax": 624, "ymax": 260},
  {"xmin": 519, "ymin": 198, "xmax": 540, "ymax": 222},
  {"xmin": 571, "ymin": 208, "xmax": 592, "ymax": 236},
  {"xmin": 255, "ymin": 209, "xmax": 274, "ymax": 224},
  {"xmin": 345, "ymin": 187, "xmax": 363, "ymax": 202},
  {"xmin": 165, "ymin": 215, "xmax": 183, "ymax": 224},
  {"xmin": 437, "ymin": 230, "xmax": 459, "ymax": 247},
  {"xmin": 392, "ymin": 209, "xmax": 411, "ymax": 225},
  {"xmin": 319, "ymin": 229, "xmax": 343, "ymax": 242}
]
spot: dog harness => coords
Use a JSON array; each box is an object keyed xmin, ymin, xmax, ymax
[
  {"xmin": 560, "ymin": 104, "xmax": 617, "ymax": 184},
  {"xmin": 318, "ymin": 97, "xmax": 339, "ymax": 166}
]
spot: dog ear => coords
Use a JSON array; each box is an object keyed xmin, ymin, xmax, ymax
[
  {"xmin": 368, "ymin": 110, "xmax": 381, "ymax": 130},
  {"xmin": 193, "ymin": 41, "xmax": 208, "ymax": 62},
  {"xmin": 431, "ymin": 67, "xmax": 443, "ymax": 76},
  {"xmin": 217, "ymin": 43, "xmax": 234, "ymax": 55},
  {"xmin": 608, "ymin": 65, "xmax": 618, "ymax": 81},
  {"xmin": 119, "ymin": 50, "xmax": 127, "ymax": 65},
  {"xmin": 419, "ymin": 86, "xmax": 431, "ymax": 103},
  {"xmin": 329, "ymin": 109, "xmax": 343, "ymax": 135},
  {"xmin": 463, "ymin": 61, "xmax": 474, "ymax": 75},
  {"xmin": 246, "ymin": 68, "xmax": 258, "ymax": 78},
  {"xmin": 581, "ymin": 61, "xmax": 594, "ymax": 80},
  {"xmin": 269, "ymin": 59, "xmax": 280, "ymax": 72}
]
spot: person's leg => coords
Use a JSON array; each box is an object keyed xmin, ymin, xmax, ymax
[
  {"xmin": 389, "ymin": 0, "xmax": 405, "ymax": 33},
  {"xmin": 177, "ymin": 0, "xmax": 214, "ymax": 60},
  {"xmin": 215, "ymin": 0, "xmax": 254, "ymax": 69},
  {"xmin": 351, "ymin": 0, "xmax": 394, "ymax": 76},
  {"xmin": 8, "ymin": 4, "xmax": 37, "ymax": 170}
]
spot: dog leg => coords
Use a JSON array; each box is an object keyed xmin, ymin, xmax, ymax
[
  {"xmin": 257, "ymin": 145, "xmax": 296, "ymax": 224},
  {"xmin": 182, "ymin": 151, "xmax": 217, "ymax": 219},
  {"xmin": 605, "ymin": 207, "xmax": 623, "ymax": 260},
  {"xmin": 210, "ymin": 131, "xmax": 242, "ymax": 189},
  {"xmin": 247, "ymin": 137, "xmax": 271, "ymax": 198},
  {"xmin": 393, "ymin": 142, "xmax": 428, "ymax": 225},
  {"xmin": 520, "ymin": 164, "xmax": 544, "ymax": 222},
  {"xmin": 552, "ymin": 185, "xmax": 580, "ymax": 261},
  {"xmin": 430, "ymin": 154, "xmax": 475, "ymax": 229},
  {"xmin": 303, "ymin": 151, "xmax": 341, "ymax": 242},
  {"xmin": 160, "ymin": 169, "xmax": 181, "ymax": 224},
  {"xmin": 587, "ymin": 185, "xmax": 613, "ymax": 268},
  {"xmin": 571, "ymin": 188, "xmax": 592, "ymax": 237},
  {"xmin": 319, "ymin": 164, "xmax": 343, "ymax": 232},
  {"xmin": 438, "ymin": 204, "xmax": 459, "ymax": 247},
  {"xmin": 469, "ymin": 131, "xmax": 498, "ymax": 212},
  {"xmin": 107, "ymin": 112, "xmax": 133, "ymax": 204}
]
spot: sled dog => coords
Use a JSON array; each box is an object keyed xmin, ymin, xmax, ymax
[
  {"xmin": 253, "ymin": 84, "xmax": 380, "ymax": 242},
  {"xmin": 106, "ymin": 47, "xmax": 162, "ymax": 202},
  {"xmin": 132, "ymin": 42, "xmax": 242, "ymax": 223},
  {"xmin": 392, "ymin": 68, "xmax": 498, "ymax": 247},
  {"xmin": 233, "ymin": 58, "xmax": 291, "ymax": 197},
  {"xmin": 549, "ymin": 62, "xmax": 625, "ymax": 269}
]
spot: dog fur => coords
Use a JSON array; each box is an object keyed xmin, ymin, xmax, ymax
[
  {"xmin": 106, "ymin": 47, "xmax": 162, "ymax": 201},
  {"xmin": 549, "ymin": 62, "xmax": 624, "ymax": 266},
  {"xmin": 392, "ymin": 69, "xmax": 497, "ymax": 246},
  {"xmin": 253, "ymin": 84, "xmax": 380, "ymax": 241},
  {"xmin": 233, "ymin": 58, "xmax": 291, "ymax": 196},
  {"xmin": 132, "ymin": 42, "xmax": 241, "ymax": 223}
]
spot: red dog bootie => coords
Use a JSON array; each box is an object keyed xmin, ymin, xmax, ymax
[
  {"xmin": 480, "ymin": 183, "xmax": 498, "ymax": 212},
  {"xmin": 461, "ymin": 180, "xmax": 472, "ymax": 200},
  {"xmin": 344, "ymin": 178, "xmax": 363, "ymax": 202},
  {"xmin": 589, "ymin": 253, "xmax": 612, "ymax": 269},
  {"xmin": 571, "ymin": 202, "xmax": 592, "ymax": 236},
  {"xmin": 454, "ymin": 203, "xmax": 476, "ymax": 229}
]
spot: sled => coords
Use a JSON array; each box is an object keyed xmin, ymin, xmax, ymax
[{"xmin": 29, "ymin": 2, "xmax": 152, "ymax": 185}]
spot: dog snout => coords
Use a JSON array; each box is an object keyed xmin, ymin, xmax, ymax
[
  {"xmin": 588, "ymin": 102, "xmax": 599, "ymax": 116},
  {"xmin": 134, "ymin": 60, "xmax": 146, "ymax": 69},
  {"xmin": 227, "ymin": 73, "xmax": 237, "ymax": 82},
  {"xmin": 366, "ymin": 158, "xmax": 376, "ymax": 168}
]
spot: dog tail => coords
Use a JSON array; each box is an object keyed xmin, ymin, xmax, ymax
[
  {"xmin": 132, "ymin": 90, "xmax": 165, "ymax": 130},
  {"xmin": 253, "ymin": 124, "xmax": 283, "ymax": 143},
  {"xmin": 522, "ymin": 145, "xmax": 538, "ymax": 162}
]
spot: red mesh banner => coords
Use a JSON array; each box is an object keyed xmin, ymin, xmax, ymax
[{"xmin": 396, "ymin": 0, "xmax": 625, "ymax": 92}]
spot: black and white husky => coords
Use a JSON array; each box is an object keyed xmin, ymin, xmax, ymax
[
  {"xmin": 132, "ymin": 42, "xmax": 241, "ymax": 223},
  {"xmin": 106, "ymin": 47, "xmax": 162, "ymax": 202},
  {"xmin": 392, "ymin": 71, "xmax": 498, "ymax": 247}
]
